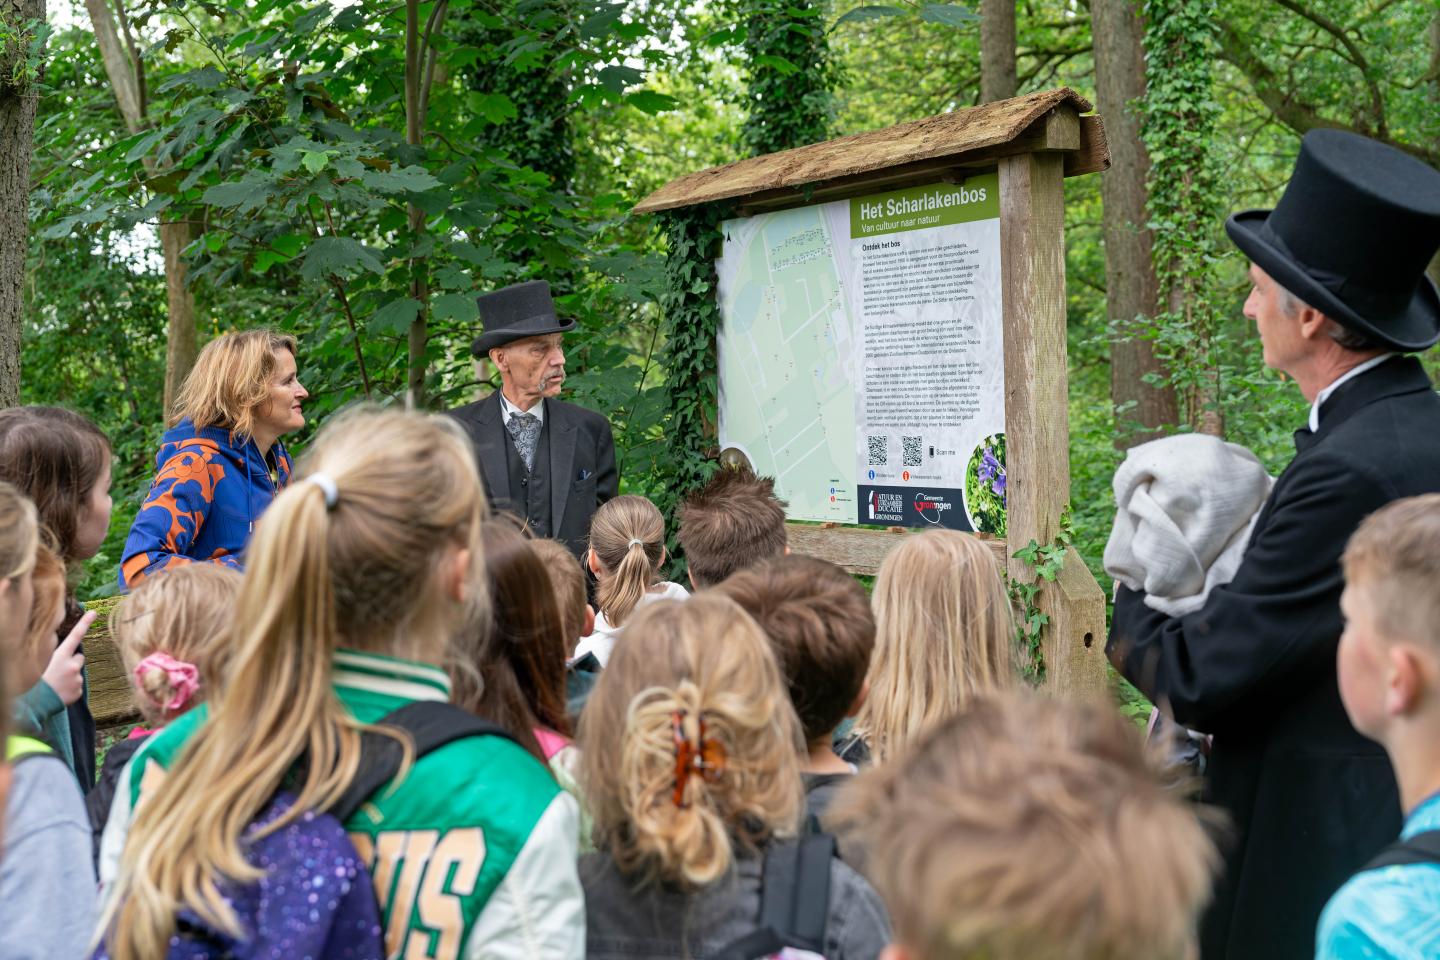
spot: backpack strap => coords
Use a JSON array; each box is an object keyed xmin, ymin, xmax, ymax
[
  {"xmin": 715, "ymin": 832, "xmax": 836, "ymax": 960},
  {"xmin": 6, "ymin": 734, "xmax": 54, "ymax": 764},
  {"xmin": 329, "ymin": 701, "xmax": 521, "ymax": 823},
  {"xmin": 1363, "ymin": 830, "xmax": 1440, "ymax": 871}
]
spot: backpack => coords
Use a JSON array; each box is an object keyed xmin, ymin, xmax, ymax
[
  {"xmin": 715, "ymin": 832, "xmax": 838, "ymax": 960},
  {"xmin": 1362, "ymin": 830, "xmax": 1440, "ymax": 871},
  {"xmin": 101, "ymin": 702, "xmax": 519, "ymax": 960}
]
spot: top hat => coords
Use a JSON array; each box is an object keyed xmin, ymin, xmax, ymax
[
  {"xmin": 1225, "ymin": 129, "xmax": 1440, "ymax": 352},
  {"xmin": 470, "ymin": 280, "xmax": 576, "ymax": 357}
]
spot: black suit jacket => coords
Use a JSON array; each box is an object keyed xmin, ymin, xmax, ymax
[
  {"xmin": 1109, "ymin": 356, "xmax": 1440, "ymax": 960},
  {"xmin": 449, "ymin": 392, "xmax": 618, "ymax": 558}
]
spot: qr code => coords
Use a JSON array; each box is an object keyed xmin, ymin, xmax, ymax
[
  {"xmin": 867, "ymin": 436, "xmax": 887, "ymax": 465},
  {"xmin": 902, "ymin": 436, "xmax": 923, "ymax": 466}
]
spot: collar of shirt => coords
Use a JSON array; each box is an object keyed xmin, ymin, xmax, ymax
[
  {"xmin": 1308, "ymin": 353, "xmax": 1396, "ymax": 433},
  {"xmin": 500, "ymin": 392, "xmax": 545, "ymax": 425},
  {"xmin": 1403, "ymin": 790, "xmax": 1440, "ymax": 840}
]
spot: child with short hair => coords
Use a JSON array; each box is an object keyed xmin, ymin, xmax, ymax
[
  {"xmin": 829, "ymin": 691, "xmax": 1218, "ymax": 960},
  {"xmin": 0, "ymin": 481, "xmax": 97, "ymax": 959},
  {"xmin": 0, "ymin": 405, "xmax": 113, "ymax": 791},
  {"xmin": 676, "ymin": 465, "xmax": 788, "ymax": 589},
  {"xmin": 98, "ymin": 409, "xmax": 583, "ymax": 959},
  {"xmin": 576, "ymin": 494, "xmax": 687, "ymax": 667},
  {"xmin": 578, "ymin": 594, "xmax": 891, "ymax": 959},
  {"xmin": 88, "ymin": 563, "xmax": 243, "ymax": 852},
  {"xmin": 1316, "ymin": 493, "xmax": 1440, "ymax": 956},
  {"xmin": 716, "ymin": 554, "xmax": 874, "ymax": 823},
  {"xmin": 848, "ymin": 529, "xmax": 1015, "ymax": 765}
]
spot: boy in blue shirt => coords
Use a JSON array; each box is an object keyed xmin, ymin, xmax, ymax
[{"xmin": 1318, "ymin": 493, "xmax": 1440, "ymax": 958}]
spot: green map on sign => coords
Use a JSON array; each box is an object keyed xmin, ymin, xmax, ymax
[{"xmin": 715, "ymin": 202, "xmax": 856, "ymax": 523}]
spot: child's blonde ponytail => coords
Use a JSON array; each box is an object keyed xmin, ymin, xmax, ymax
[
  {"xmin": 580, "ymin": 595, "xmax": 804, "ymax": 888},
  {"xmin": 590, "ymin": 495, "xmax": 665, "ymax": 627}
]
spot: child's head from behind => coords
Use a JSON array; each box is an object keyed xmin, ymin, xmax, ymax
[
  {"xmin": 858, "ymin": 529, "xmax": 1015, "ymax": 763},
  {"xmin": 831, "ymin": 691, "xmax": 1217, "ymax": 960},
  {"xmin": 677, "ymin": 466, "xmax": 787, "ymax": 588},
  {"xmin": 588, "ymin": 494, "xmax": 665, "ymax": 628},
  {"xmin": 451, "ymin": 519, "xmax": 570, "ymax": 760},
  {"xmin": 111, "ymin": 564, "xmax": 243, "ymax": 726},
  {"xmin": 0, "ymin": 406, "xmax": 112, "ymax": 563},
  {"xmin": 530, "ymin": 537, "xmax": 590, "ymax": 655},
  {"xmin": 1339, "ymin": 493, "xmax": 1440, "ymax": 741},
  {"xmin": 716, "ymin": 554, "xmax": 874, "ymax": 748},
  {"xmin": 0, "ymin": 482, "xmax": 37, "ymax": 659},
  {"xmin": 579, "ymin": 594, "xmax": 804, "ymax": 888}
]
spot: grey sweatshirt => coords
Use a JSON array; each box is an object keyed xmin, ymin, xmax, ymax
[{"xmin": 0, "ymin": 753, "xmax": 97, "ymax": 958}]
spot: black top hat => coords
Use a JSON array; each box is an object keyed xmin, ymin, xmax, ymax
[
  {"xmin": 470, "ymin": 280, "xmax": 576, "ymax": 356},
  {"xmin": 1225, "ymin": 129, "xmax": 1440, "ymax": 352}
]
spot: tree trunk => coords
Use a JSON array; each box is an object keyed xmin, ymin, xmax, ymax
[
  {"xmin": 0, "ymin": 0, "xmax": 44, "ymax": 406},
  {"xmin": 980, "ymin": 0, "xmax": 1017, "ymax": 102},
  {"xmin": 86, "ymin": 0, "xmax": 201, "ymax": 412},
  {"xmin": 159, "ymin": 219, "xmax": 198, "ymax": 416},
  {"xmin": 1092, "ymin": 0, "xmax": 1177, "ymax": 446}
]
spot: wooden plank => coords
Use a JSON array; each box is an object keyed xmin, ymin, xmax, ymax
[
  {"xmin": 81, "ymin": 596, "xmax": 140, "ymax": 731},
  {"xmin": 784, "ymin": 522, "xmax": 1007, "ymax": 576},
  {"xmin": 633, "ymin": 88, "xmax": 1099, "ymax": 214},
  {"xmin": 1038, "ymin": 547, "xmax": 1109, "ymax": 699},
  {"xmin": 733, "ymin": 107, "xmax": 1088, "ymax": 216},
  {"xmin": 1064, "ymin": 115, "xmax": 1111, "ymax": 177},
  {"xmin": 998, "ymin": 151, "xmax": 1108, "ymax": 697}
]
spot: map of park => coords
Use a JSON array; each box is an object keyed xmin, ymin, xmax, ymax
[{"xmin": 715, "ymin": 202, "xmax": 857, "ymax": 523}]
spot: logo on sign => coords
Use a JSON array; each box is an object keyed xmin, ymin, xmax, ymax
[{"xmin": 914, "ymin": 492, "xmax": 955, "ymax": 525}]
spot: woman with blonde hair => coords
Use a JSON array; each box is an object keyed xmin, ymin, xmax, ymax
[
  {"xmin": 575, "ymin": 494, "xmax": 688, "ymax": 667},
  {"xmin": 847, "ymin": 529, "xmax": 1017, "ymax": 765},
  {"xmin": 119, "ymin": 329, "xmax": 309, "ymax": 589},
  {"xmin": 98, "ymin": 409, "xmax": 583, "ymax": 960},
  {"xmin": 578, "ymin": 594, "xmax": 890, "ymax": 959}
]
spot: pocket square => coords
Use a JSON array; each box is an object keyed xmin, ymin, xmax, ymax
[{"xmin": 577, "ymin": 468, "xmax": 593, "ymax": 481}]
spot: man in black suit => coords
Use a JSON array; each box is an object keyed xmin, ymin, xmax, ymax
[
  {"xmin": 1109, "ymin": 130, "xmax": 1440, "ymax": 960},
  {"xmin": 450, "ymin": 280, "xmax": 618, "ymax": 559}
]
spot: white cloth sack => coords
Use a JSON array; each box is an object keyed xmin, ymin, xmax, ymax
[{"xmin": 1104, "ymin": 434, "xmax": 1273, "ymax": 617}]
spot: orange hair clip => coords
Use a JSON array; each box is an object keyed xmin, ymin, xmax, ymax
[{"xmin": 671, "ymin": 709, "xmax": 726, "ymax": 807}]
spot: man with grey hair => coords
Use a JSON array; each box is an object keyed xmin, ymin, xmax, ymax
[{"xmin": 1109, "ymin": 130, "xmax": 1440, "ymax": 960}]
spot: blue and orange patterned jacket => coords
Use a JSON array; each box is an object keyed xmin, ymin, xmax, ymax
[{"xmin": 118, "ymin": 419, "xmax": 292, "ymax": 591}]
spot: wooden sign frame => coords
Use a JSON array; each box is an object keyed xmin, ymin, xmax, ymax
[{"xmin": 635, "ymin": 88, "xmax": 1110, "ymax": 697}]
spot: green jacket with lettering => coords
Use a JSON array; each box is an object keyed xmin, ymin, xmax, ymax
[{"xmin": 100, "ymin": 649, "xmax": 584, "ymax": 960}]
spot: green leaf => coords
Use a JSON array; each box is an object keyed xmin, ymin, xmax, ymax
[
  {"xmin": 597, "ymin": 64, "xmax": 644, "ymax": 92},
  {"xmin": 626, "ymin": 90, "xmax": 679, "ymax": 115},
  {"xmin": 300, "ymin": 149, "xmax": 330, "ymax": 174},
  {"xmin": 369, "ymin": 297, "xmax": 423, "ymax": 335},
  {"xmin": 299, "ymin": 237, "xmax": 384, "ymax": 283},
  {"xmin": 469, "ymin": 92, "xmax": 518, "ymax": 125},
  {"xmin": 917, "ymin": 3, "xmax": 979, "ymax": 26},
  {"xmin": 358, "ymin": 165, "xmax": 445, "ymax": 194},
  {"xmin": 753, "ymin": 54, "xmax": 799, "ymax": 75},
  {"xmin": 432, "ymin": 292, "xmax": 479, "ymax": 323},
  {"xmin": 834, "ymin": 4, "xmax": 906, "ymax": 25}
]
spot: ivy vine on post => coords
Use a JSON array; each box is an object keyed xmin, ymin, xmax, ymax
[
  {"xmin": 1140, "ymin": 0, "xmax": 1226, "ymax": 435},
  {"xmin": 653, "ymin": 203, "xmax": 730, "ymax": 577},
  {"xmin": 1006, "ymin": 508, "xmax": 1074, "ymax": 685}
]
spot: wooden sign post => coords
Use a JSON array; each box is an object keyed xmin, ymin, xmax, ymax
[{"xmin": 636, "ymin": 88, "xmax": 1110, "ymax": 698}]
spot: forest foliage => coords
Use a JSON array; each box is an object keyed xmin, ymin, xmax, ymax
[{"xmin": 17, "ymin": 0, "xmax": 1440, "ymax": 604}]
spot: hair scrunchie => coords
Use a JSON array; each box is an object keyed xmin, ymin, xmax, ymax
[
  {"xmin": 308, "ymin": 472, "xmax": 339, "ymax": 510},
  {"xmin": 627, "ymin": 538, "xmax": 645, "ymax": 549},
  {"xmin": 133, "ymin": 651, "xmax": 201, "ymax": 714}
]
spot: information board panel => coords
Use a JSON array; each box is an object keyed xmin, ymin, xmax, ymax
[{"xmin": 715, "ymin": 173, "xmax": 1006, "ymax": 532}]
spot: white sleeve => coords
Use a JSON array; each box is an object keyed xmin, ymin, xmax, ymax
[{"xmin": 463, "ymin": 791, "xmax": 585, "ymax": 960}]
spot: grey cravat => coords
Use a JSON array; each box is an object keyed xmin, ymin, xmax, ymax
[{"xmin": 505, "ymin": 411, "xmax": 542, "ymax": 472}]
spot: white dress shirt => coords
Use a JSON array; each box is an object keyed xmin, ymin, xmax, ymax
[{"xmin": 500, "ymin": 392, "xmax": 545, "ymax": 425}]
